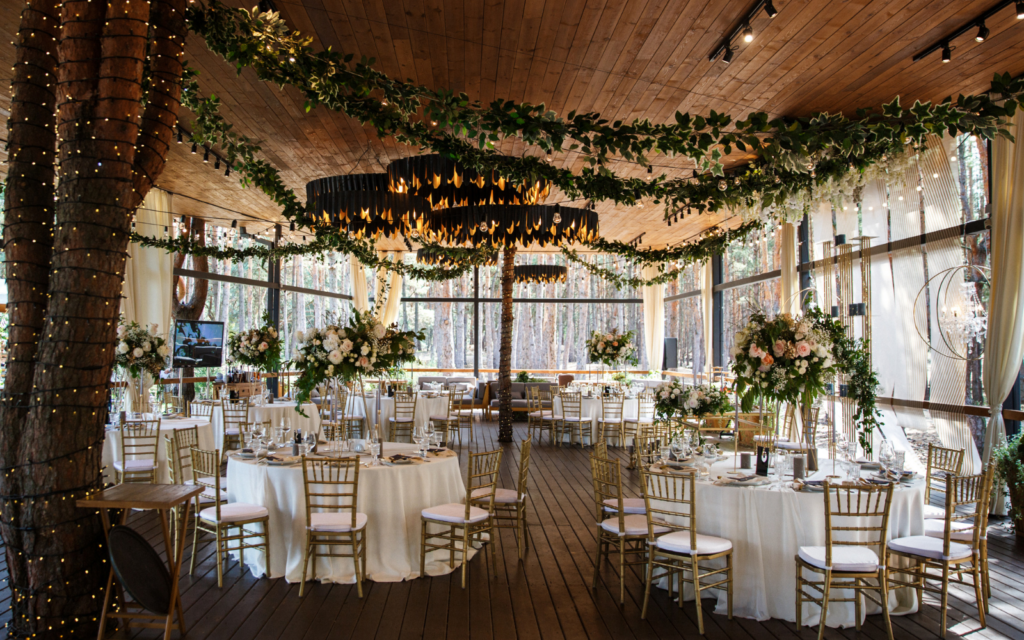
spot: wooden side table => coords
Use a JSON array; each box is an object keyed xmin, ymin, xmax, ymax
[{"xmin": 77, "ymin": 484, "xmax": 202, "ymax": 640}]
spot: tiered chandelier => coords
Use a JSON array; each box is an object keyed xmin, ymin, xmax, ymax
[
  {"xmin": 387, "ymin": 154, "xmax": 551, "ymax": 209},
  {"xmin": 304, "ymin": 173, "xmax": 431, "ymax": 239},
  {"xmin": 428, "ymin": 204, "xmax": 599, "ymax": 248},
  {"xmin": 513, "ymin": 264, "xmax": 568, "ymax": 284},
  {"xmin": 416, "ymin": 246, "xmax": 498, "ymax": 268}
]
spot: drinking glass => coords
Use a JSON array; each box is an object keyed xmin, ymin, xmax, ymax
[
  {"xmin": 660, "ymin": 446, "xmax": 672, "ymax": 466},
  {"xmin": 670, "ymin": 436, "xmax": 684, "ymax": 461},
  {"xmin": 893, "ymin": 450, "xmax": 906, "ymax": 477},
  {"xmin": 775, "ymin": 450, "xmax": 790, "ymax": 489},
  {"xmin": 430, "ymin": 430, "xmax": 443, "ymax": 450},
  {"xmin": 305, "ymin": 431, "xmax": 317, "ymax": 455},
  {"xmin": 369, "ymin": 440, "xmax": 381, "ymax": 466},
  {"xmin": 879, "ymin": 440, "xmax": 894, "ymax": 476},
  {"xmin": 413, "ymin": 426, "xmax": 428, "ymax": 458}
]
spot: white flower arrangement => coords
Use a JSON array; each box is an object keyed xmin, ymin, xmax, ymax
[
  {"xmin": 227, "ymin": 313, "xmax": 282, "ymax": 372},
  {"xmin": 114, "ymin": 320, "xmax": 169, "ymax": 378},
  {"xmin": 585, "ymin": 328, "xmax": 638, "ymax": 368}
]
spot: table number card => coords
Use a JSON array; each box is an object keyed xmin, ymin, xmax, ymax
[{"xmin": 755, "ymin": 446, "xmax": 770, "ymax": 476}]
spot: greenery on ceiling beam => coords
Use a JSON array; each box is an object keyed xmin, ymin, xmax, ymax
[{"xmin": 184, "ymin": 1, "xmax": 1024, "ymax": 220}]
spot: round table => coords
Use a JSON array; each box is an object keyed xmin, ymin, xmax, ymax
[
  {"xmin": 102, "ymin": 417, "xmax": 214, "ymax": 484},
  {"xmin": 653, "ymin": 455, "xmax": 925, "ymax": 628},
  {"xmin": 551, "ymin": 395, "xmax": 640, "ymax": 445},
  {"xmin": 351, "ymin": 393, "xmax": 451, "ymax": 440},
  {"xmin": 225, "ymin": 443, "xmax": 469, "ymax": 583},
  {"xmin": 210, "ymin": 401, "xmax": 320, "ymax": 451}
]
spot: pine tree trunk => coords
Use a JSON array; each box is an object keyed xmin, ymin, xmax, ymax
[{"xmin": 498, "ymin": 248, "xmax": 516, "ymax": 441}]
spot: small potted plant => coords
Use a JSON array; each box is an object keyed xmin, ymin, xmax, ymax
[{"xmin": 994, "ymin": 431, "xmax": 1024, "ymax": 536}]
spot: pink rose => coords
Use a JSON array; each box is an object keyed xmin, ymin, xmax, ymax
[
  {"xmin": 795, "ymin": 341, "xmax": 811, "ymax": 357},
  {"xmin": 758, "ymin": 364, "xmax": 770, "ymax": 373},
  {"xmin": 358, "ymin": 356, "xmax": 370, "ymax": 368},
  {"xmin": 773, "ymin": 339, "xmax": 786, "ymax": 357},
  {"xmin": 748, "ymin": 344, "xmax": 764, "ymax": 359}
]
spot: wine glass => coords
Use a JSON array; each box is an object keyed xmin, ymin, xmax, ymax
[
  {"xmin": 659, "ymin": 445, "xmax": 672, "ymax": 466},
  {"xmin": 305, "ymin": 431, "xmax": 317, "ymax": 455},
  {"xmin": 879, "ymin": 440, "xmax": 895, "ymax": 477},
  {"xmin": 430, "ymin": 429, "xmax": 443, "ymax": 450},
  {"xmin": 413, "ymin": 426, "xmax": 428, "ymax": 458},
  {"xmin": 670, "ymin": 436, "xmax": 684, "ymax": 462},
  {"xmin": 775, "ymin": 450, "xmax": 790, "ymax": 489}
]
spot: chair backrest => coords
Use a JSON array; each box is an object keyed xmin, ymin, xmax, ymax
[
  {"xmin": 221, "ymin": 398, "xmax": 249, "ymax": 427},
  {"xmin": 822, "ymin": 481, "xmax": 894, "ymax": 568},
  {"xmin": 394, "ymin": 391, "xmax": 417, "ymax": 421},
  {"xmin": 781, "ymin": 402, "xmax": 797, "ymax": 440},
  {"xmin": 925, "ymin": 443, "xmax": 965, "ymax": 504},
  {"xmin": 799, "ymin": 404, "xmax": 820, "ymax": 445},
  {"xmin": 445, "ymin": 388, "xmax": 463, "ymax": 418},
  {"xmin": 240, "ymin": 419, "xmax": 271, "ymax": 445},
  {"xmin": 190, "ymin": 447, "xmax": 222, "ymax": 516},
  {"xmin": 164, "ymin": 436, "xmax": 180, "ymax": 484},
  {"xmin": 121, "ymin": 421, "xmax": 160, "ymax": 461},
  {"xmin": 467, "ymin": 450, "xmax": 503, "ymax": 517},
  {"xmin": 701, "ymin": 415, "xmax": 733, "ymax": 432},
  {"xmin": 517, "ymin": 439, "xmax": 532, "ymax": 495},
  {"xmin": 590, "ymin": 455, "xmax": 624, "ymax": 528},
  {"xmin": 190, "ymin": 401, "xmax": 214, "ymax": 419},
  {"xmin": 601, "ymin": 395, "xmax": 624, "ymax": 421},
  {"xmin": 593, "ymin": 440, "xmax": 608, "ymax": 461},
  {"xmin": 735, "ymin": 412, "xmax": 763, "ymax": 439},
  {"xmin": 559, "ymin": 391, "xmax": 582, "ymax": 419},
  {"xmin": 936, "ymin": 464, "xmax": 995, "ymax": 556},
  {"xmin": 634, "ymin": 434, "xmax": 663, "ymax": 470},
  {"xmin": 642, "ymin": 469, "xmax": 697, "ymax": 543},
  {"xmin": 301, "ymin": 456, "xmax": 360, "ymax": 528},
  {"xmin": 169, "ymin": 425, "xmax": 200, "ymax": 480},
  {"xmin": 636, "ymin": 392, "xmax": 656, "ymax": 423}
]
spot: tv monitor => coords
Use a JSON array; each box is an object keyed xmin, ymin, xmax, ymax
[{"xmin": 172, "ymin": 320, "xmax": 224, "ymax": 368}]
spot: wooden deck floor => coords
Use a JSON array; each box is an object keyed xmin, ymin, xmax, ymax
[{"xmin": 4, "ymin": 420, "xmax": 1024, "ymax": 640}]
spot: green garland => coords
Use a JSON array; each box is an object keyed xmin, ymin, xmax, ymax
[{"xmin": 183, "ymin": 1, "xmax": 1024, "ymax": 218}]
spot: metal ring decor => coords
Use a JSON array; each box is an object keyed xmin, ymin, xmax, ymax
[
  {"xmin": 513, "ymin": 264, "xmax": 568, "ymax": 284},
  {"xmin": 387, "ymin": 154, "xmax": 551, "ymax": 209},
  {"xmin": 305, "ymin": 173, "xmax": 432, "ymax": 239},
  {"xmin": 427, "ymin": 204, "xmax": 599, "ymax": 248},
  {"xmin": 416, "ymin": 246, "xmax": 498, "ymax": 268}
]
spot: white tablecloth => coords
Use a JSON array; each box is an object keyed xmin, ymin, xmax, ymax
[
  {"xmin": 225, "ymin": 443, "xmax": 469, "ymax": 583},
  {"xmin": 102, "ymin": 417, "xmax": 214, "ymax": 483},
  {"xmin": 350, "ymin": 393, "xmax": 451, "ymax": 441},
  {"xmin": 551, "ymin": 396, "xmax": 640, "ymax": 444},
  {"xmin": 654, "ymin": 455, "xmax": 924, "ymax": 628},
  {"xmin": 210, "ymin": 401, "xmax": 321, "ymax": 451}
]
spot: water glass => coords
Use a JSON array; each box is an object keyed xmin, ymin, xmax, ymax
[
  {"xmin": 660, "ymin": 446, "xmax": 672, "ymax": 465},
  {"xmin": 893, "ymin": 450, "xmax": 906, "ymax": 476},
  {"xmin": 430, "ymin": 431, "xmax": 443, "ymax": 449},
  {"xmin": 369, "ymin": 441, "xmax": 381, "ymax": 466}
]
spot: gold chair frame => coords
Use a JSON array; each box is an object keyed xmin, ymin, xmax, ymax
[
  {"xmin": 556, "ymin": 391, "xmax": 589, "ymax": 446},
  {"xmin": 590, "ymin": 455, "xmax": 649, "ymax": 604},
  {"xmin": 389, "ymin": 391, "xmax": 417, "ymax": 442},
  {"xmin": 220, "ymin": 398, "xmax": 250, "ymax": 453},
  {"xmin": 526, "ymin": 386, "xmax": 554, "ymax": 444},
  {"xmin": 597, "ymin": 395, "xmax": 625, "ymax": 447},
  {"xmin": 116, "ymin": 420, "xmax": 160, "ymax": 484},
  {"xmin": 299, "ymin": 457, "xmax": 367, "ymax": 598},
  {"xmin": 472, "ymin": 439, "xmax": 532, "ymax": 560}
]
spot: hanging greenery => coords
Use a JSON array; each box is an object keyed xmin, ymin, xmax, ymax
[{"xmin": 184, "ymin": 1, "xmax": 1024, "ymax": 221}]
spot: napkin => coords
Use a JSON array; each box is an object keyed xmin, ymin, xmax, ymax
[{"xmin": 714, "ymin": 474, "xmax": 772, "ymax": 487}]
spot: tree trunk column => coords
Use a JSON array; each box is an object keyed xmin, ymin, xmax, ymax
[{"xmin": 498, "ymin": 247, "xmax": 516, "ymax": 442}]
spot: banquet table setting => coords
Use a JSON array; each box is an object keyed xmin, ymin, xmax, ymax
[
  {"xmin": 341, "ymin": 391, "xmax": 453, "ymax": 437},
  {"xmin": 102, "ymin": 416, "xmax": 215, "ymax": 483},
  {"xmin": 551, "ymin": 393, "xmax": 641, "ymax": 445},
  {"xmin": 210, "ymin": 400, "xmax": 321, "ymax": 451}
]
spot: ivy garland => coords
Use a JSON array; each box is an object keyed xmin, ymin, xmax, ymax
[{"xmin": 183, "ymin": 1, "xmax": 1024, "ymax": 220}]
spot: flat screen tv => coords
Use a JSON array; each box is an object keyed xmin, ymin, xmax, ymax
[{"xmin": 171, "ymin": 320, "xmax": 225, "ymax": 368}]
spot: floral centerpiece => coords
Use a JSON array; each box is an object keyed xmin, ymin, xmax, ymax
[
  {"xmin": 730, "ymin": 307, "xmax": 881, "ymax": 453},
  {"xmin": 586, "ymin": 328, "xmax": 639, "ymax": 368},
  {"xmin": 653, "ymin": 380, "xmax": 733, "ymax": 419},
  {"xmin": 115, "ymin": 320, "xmax": 170, "ymax": 378},
  {"xmin": 290, "ymin": 310, "xmax": 423, "ymax": 413},
  {"xmin": 227, "ymin": 313, "xmax": 283, "ymax": 373}
]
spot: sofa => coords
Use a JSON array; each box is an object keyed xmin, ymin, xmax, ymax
[{"xmin": 485, "ymin": 381, "xmax": 554, "ymax": 419}]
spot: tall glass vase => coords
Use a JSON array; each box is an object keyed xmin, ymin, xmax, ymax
[
  {"xmin": 128, "ymin": 374, "xmax": 150, "ymax": 415},
  {"xmin": 801, "ymin": 390, "xmax": 819, "ymax": 472}
]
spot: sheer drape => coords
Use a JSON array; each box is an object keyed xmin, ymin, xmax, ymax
[
  {"xmin": 641, "ymin": 264, "xmax": 665, "ymax": 371},
  {"xmin": 700, "ymin": 259, "xmax": 714, "ymax": 378},
  {"xmin": 375, "ymin": 251, "xmax": 405, "ymax": 327},
  {"xmin": 985, "ymin": 111, "xmax": 1024, "ymax": 513},
  {"xmin": 124, "ymin": 188, "xmax": 173, "ymax": 338},
  {"xmin": 349, "ymin": 254, "xmax": 369, "ymax": 313},
  {"xmin": 780, "ymin": 223, "xmax": 797, "ymax": 315}
]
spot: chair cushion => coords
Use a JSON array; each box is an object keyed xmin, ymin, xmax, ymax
[
  {"xmin": 561, "ymin": 416, "xmax": 588, "ymax": 422},
  {"xmin": 599, "ymin": 514, "xmax": 668, "ymax": 537},
  {"xmin": 310, "ymin": 511, "xmax": 368, "ymax": 532},
  {"xmin": 422, "ymin": 503, "xmax": 490, "ymax": 524},
  {"xmin": 185, "ymin": 477, "xmax": 228, "ymax": 489},
  {"xmin": 429, "ymin": 415, "xmax": 451, "ymax": 422},
  {"xmin": 389, "ymin": 417, "xmax": 414, "ymax": 423},
  {"xmin": 775, "ymin": 441, "xmax": 806, "ymax": 450},
  {"xmin": 602, "ymin": 498, "xmax": 647, "ymax": 514},
  {"xmin": 198, "ymin": 488, "xmax": 228, "ymax": 504},
  {"xmin": 471, "ymin": 487, "xmax": 524, "ymax": 504},
  {"xmin": 656, "ymin": 531, "xmax": 733, "ymax": 556},
  {"xmin": 753, "ymin": 435, "xmax": 788, "ymax": 442},
  {"xmin": 342, "ymin": 414, "xmax": 364, "ymax": 421},
  {"xmin": 224, "ymin": 428, "xmax": 240, "ymax": 436},
  {"xmin": 199, "ymin": 503, "xmax": 269, "ymax": 523},
  {"xmin": 922, "ymin": 504, "xmax": 946, "ymax": 520},
  {"xmin": 798, "ymin": 546, "xmax": 880, "ymax": 572},
  {"xmin": 888, "ymin": 535, "xmax": 973, "ymax": 561},
  {"xmin": 923, "ymin": 518, "xmax": 976, "ymax": 542},
  {"xmin": 598, "ymin": 418, "xmax": 623, "ymax": 424},
  {"xmin": 113, "ymin": 460, "xmax": 156, "ymax": 472}
]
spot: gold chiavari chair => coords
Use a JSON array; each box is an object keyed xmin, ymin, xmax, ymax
[
  {"xmin": 221, "ymin": 398, "xmax": 250, "ymax": 453},
  {"xmin": 188, "ymin": 448, "xmax": 269, "ymax": 588},
  {"xmin": 776, "ymin": 404, "xmax": 820, "ymax": 458},
  {"xmin": 189, "ymin": 400, "xmax": 215, "ymax": 420},
  {"xmin": 389, "ymin": 391, "xmax": 417, "ymax": 442},
  {"xmin": 923, "ymin": 443, "xmax": 965, "ymax": 520},
  {"xmin": 888, "ymin": 465, "xmax": 994, "ymax": 637},
  {"xmin": 590, "ymin": 455, "xmax": 657, "ymax": 604},
  {"xmin": 114, "ymin": 420, "xmax": 160, "ymax": 484},
  {"xmin": 299, "ymin": 457, "xmax": 367, "ymax": 597},
  {"xmin": 335, "ymin": 386, "xmax": 367, "ymax": 439},
  {"xmin": 731, "ymin": 412, "xmax": 763, "ymax": 457},
  {"xmin": 700, "ymin": 414, "xmax": 733, "ymax": 443},
  {"xmin": 593, "ymin": 439, "xmax": 609, "ymax": 461},
  {"xmin": 446, "ymin": 385, "xmax": 475, "ymax": 444},
  {"xmin": 641, "ymin": 469, "xmax": 733, "ymax": 633},
  {"xmin": 633, "ymin": 432, "xmax": 663, "ymax": 471},
  {"xmin": 555, "ymin": 390, "xmax": 589, "ymax": 446},
  {"xmin": 623, "ymin": 392, "xmax": 656, "ymax": 449},
  {"xmin": 526, "ymin": 386, "xmax": 554, "ymax": 444},
  {"xmin": 420, "ymin": 449, "xmax": 502, "ymax": 588},
  {"xmin": 753, "ymin": 401, "xmax": 785, "ymax": 451},
  {"xmin": 797, "ymin": 481, "xmax": 895, "ymax": 640},
  {"xmin": 597, "ymin": 394, "xmax": 625, "ymax": 447},
  {"xmin": 428, "ymin": 388, "xmax": 458, "ymax": 446},
  {"xmin": 471, "ymin": 439, "xmax": 532, "ymax": 560}
]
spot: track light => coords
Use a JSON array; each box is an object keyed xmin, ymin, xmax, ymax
[
  {"xmin": 975, "ymin": 21, "xmax": 989, "ymax": 42},
  {"xmin": 1018, "ymin": 1, "xmax": 1024, "ymax": 19},
  {"xmin": 214, "ymin": 158, "xmax": 220, "ymax": 169},
  {"xmin": 203, "ymin": 148, "xmax": 210, "ymax": 163},
  {"xmin": 722, "ymin": 46, "xmax": 734, "ymax": 64},
  {"xmin": 742, "ymin": 24, "xmax": 753, "ymax": 43},
  {"xmin": 290, "ymin": 221, "xmax": 296, "ymax": 232},
  {"xmin": 763, "ymin": 1, "xmax": 777, "ymax": 18},
  {"xmin": 225, "ymin": 165, "xmax": 230, "ymax": 177},
  {"xmin": 941, "ymin": 43, "xmax": 951, "ymax": 62},
  {"xmin": 176, "ymin": 130, "xmax": 182, "ymax": 144},
  {"xmin": 647, "ymin": 165, "xmax": 652, "ymax": 174},
  {"xmin": 231, "ymin": 220, "xmax": 238, "ymax": 228},
  {"xmin": 191, "ymin": 142, "xmax": 197, "ymax": 154}
]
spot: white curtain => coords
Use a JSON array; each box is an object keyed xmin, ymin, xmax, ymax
[
  {"xmin": 641, "ymin": 264, "xmax": 665, "ymax": 371},
  {"xmin": 375, "ymin": 251, "xmax": 405, "ymax": 327},
  {"xmin": 985, "ymin": 111, "xmax": 1024, "ymax": 513},
  {"xmin": 124, "ymin": 188, "xmax": 173, "ymax": 338},
  {"xmin": 349, "ymin": 254, "xmax": 369, "ymax": 313},
  {"xmin": 779, "ymin": 223, "xmax": 797, "ymax": 315},
  {"xmin": 700, "ymin": 259, "xmax": 714, "ymax": 379}
]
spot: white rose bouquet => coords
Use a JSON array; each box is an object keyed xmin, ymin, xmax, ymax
[
  {"xmin": 586, "ymin": 328, "xmax": 639, "ymax": 368},
  {"xmin": 114, "ymin": 320, "xmax": 169, "ymax": 378},
  {"xmin": 653, "ymin": 381, "xmax": 733, "ymax": 419},
  {"xmin": 227, "ymin": 313, "xmax": 283, "ymax": 373}
]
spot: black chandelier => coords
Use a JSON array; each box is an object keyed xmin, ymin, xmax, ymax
[
  {"xmin": 416, "ymin": 246, "xmax": 498, "ymax": 268},
  {"xmin": 426, "ymin": 204, "xmax": 599, "ymax": 248},
  {"xmin": 305, "ymin": 173, "xmax": 431, "ymax": 240},
  {"xmin": 387, "ymin": 154, "xmax": 551, "ymax": 210},
  {"xmin": 513, "ymin": 264, "xmax": 567, "ymax": 284}
]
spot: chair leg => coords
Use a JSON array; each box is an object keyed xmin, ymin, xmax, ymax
[
  {"xmin": 461, "ymin": 526, "xmax": 471, "ymax": 589},
  {"xmin": 854, "ymin": 577, "xmax": 862, "ymax": 630},
  {"xmin": 939, "ymin": 563, "xmax": 950, "ymax": 638},
  {"xmin": 794, "ymin": 561, "xmax": 802, "ymax": 630},
  {"xmin": 215, "ymin": 528, "xmax": 225, "ymax": 588},
  {"xmin": 419, "ymin": 520, "xmax": 427, "ymax": 577},
  {"xmin": 973, "ymin": 563, "xmax": 986, "ymax": 629},
  {"xmin": 354, "ymin": 533, "xmax": 364, "ymax": 599},
  {"xmin": 879, "ymin": 569, "xmax": 894, "ymax": 640},
  {"xmin": 726, "ymin": 552, "xmax": 733, "ymax": 619},
  {"xmin": 299, "ymin": 536, "xmax": 311, "ymax": 597},
  {"xmin": 619, "ymin": 538, "xmax": 626, "ymax": 605},
  {"xmin": 591, "ymin": 536, "xmax": 603, "ymax": 590},
  {"xmin": 641, "ymin": 552, "xmax": 654, "ymax": 619},
  {"xmin": 816, "ymin": 571, "xmax": 831, "ymax": 640},
  {"xmin": 692, "ymin": 558, "xmax": 704, "ymax": 635},
  {"xmin": 189, "ymin": 509, "xmax": 200, "ymax": 575}
]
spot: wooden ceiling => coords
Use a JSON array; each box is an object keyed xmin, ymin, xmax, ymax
[{"xmin": 2, "ymin": 0, "xmax": 1023, "ymax": 251}]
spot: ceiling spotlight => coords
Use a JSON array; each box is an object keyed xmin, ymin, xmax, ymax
[
  {"xmin": 1018, "ymin": 1, "xmax": 1024, "ymax": 19},
  {"xmin": 290, "ymin": 221, "xmax": 295, "ymax": 232},
  {"xmin": 763, "ymin": 1, "xmax": 778, "ymax": 18},
  {"xmin": 214, "ymin": 158, "xmax": 220, "ymax": 169},
  {"xmin": 722, "ymin": 46, "xmax": 734, "ymax": 63},
  {"xmin": 176, "ymin": 130, "xmax": 182, "ymax": 144},
  {"xmin": 190, "ymin": 142, "xmax": 197, "ymax": 154},
  {"xmin": 203, "ymin": 148, "xmax": 210, "ymax": 163},
  {"xmin": 941, "ymin": 43, "xmax": 951, "ymax": 63},
  {"xmin": 975, "ymin": 22, "xmax": 989, "ymax": 42},
  {"xmin": 742, "ymin": 24, "xmax": 753, "ymax": 43},
  {"xmin": 231, "ymin": 220, "xmax": 238, "ymax": 228},
  {"xmin": 647, "ymin": 166, "xmax": 653, "ymax": 174},
  {"xmin": 225, "ymin": 165, "xmax": 230, "ymax": 177}
]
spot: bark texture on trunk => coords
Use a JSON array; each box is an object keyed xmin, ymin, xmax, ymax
[
  {"xmin": 0, "ymin": 1, "xmax": 188, "ymax": 637},
  {"xmin": 498, "ymin": 247, "xmax": 516, "ymax": 442}
]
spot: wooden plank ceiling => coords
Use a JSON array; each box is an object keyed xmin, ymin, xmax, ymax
[{"xmin": 1, "ymin": 0, "xmax": 1023, "ymax": 251}]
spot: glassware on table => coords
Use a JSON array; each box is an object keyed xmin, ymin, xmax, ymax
[
  {"xmin": 413, "ymin": 426, "xmax": 428, "ymax": 458},
  {"xmin": 430, "ymin": 429, "xmax": 442, "ymax": 450},
  {"xmin": 775, "ymin": 450, "xmax": 791, "ymax": 489},
  {"xmin": 878, "ymin": 440, "xmax": 895, "ymax": 476},
  {"xmin": 660, "ymin": 446, "xmax": 672, "ymax": 466},
  {"xmin": 893, "ymin": 450, "xmax": 906, "ymax": 477},
  {"xmin": 368, "ymin": 440, "xmax": 381, "ymax": 466},
  {"xmin": 305, "ymin": 431, "xmax": 317, "ymax": 455},
  {"xmin": 670, "ymin": 436, "xmax": 684, "ymax": 461}
]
